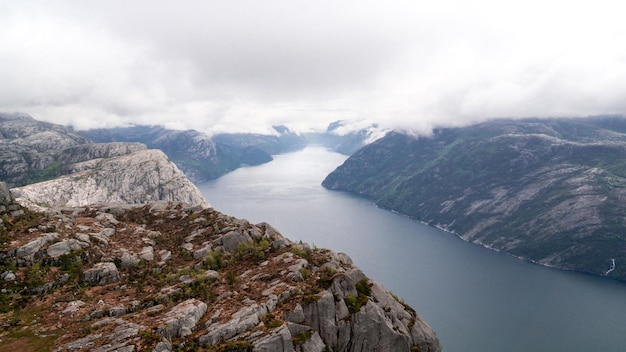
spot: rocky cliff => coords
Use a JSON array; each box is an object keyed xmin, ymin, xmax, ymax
[
  {"xmin": 0, "ymin": 113, "xmax": 89, "ymax": 187},
  {"xmin": 10, "ymin": 147, "xmax": 209, "ymax": 209},
  {"xmin": 79, "ymin": 125, "xmax": 307, "ymax": 182},
  {"xmin": 0, "ymin": 199, "xmax": 440, "ymax": 351},
  {"xmin": 323, "ymin": 117, "xmax": 626, "ymax": 282}
]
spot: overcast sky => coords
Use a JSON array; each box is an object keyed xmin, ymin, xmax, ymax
[{"xmin": 2, "ymin": 0, "xmax": 626, "ymax": 134}]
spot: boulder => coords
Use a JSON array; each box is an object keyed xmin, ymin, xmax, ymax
[
  {"xmin": 82, "ymin": 262, "xmax": 121, "ymax": 285},
  {"xmin": 161, "ymin": 299, "xmax": 207, "ymax": 338},
  {"xmin": 221, "ymin": 230, "xmax": 252, "ymax": 252},
  {"xmin": 16, "ymin": 233, "xmax": 59, "ymax": 260},
  {"xmin": 252, "ymin": 325, "xmax": 295, "ymax": 352},
  {"xmin": 0, "ymin": 182, "xmax": 12, "ymax": 206},
  {"xmin": 47, "ymin": 239, "xmax": 88, "ymax": 258}
]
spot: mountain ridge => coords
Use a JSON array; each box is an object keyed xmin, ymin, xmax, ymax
[{"xmin": 323, "ymin": 117, "xmax": 626, "ymax": 281}]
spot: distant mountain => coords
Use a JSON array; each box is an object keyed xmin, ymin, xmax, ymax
[
  {"xmin": 79, "ymin": 125, "xmax": 307, "ymax": 182},
  {"xmin": 323, "ymin": 117, "xmax": 626, "ymax": 281},
  {"xmin": 303, "ymin": 120, "xmax": 386, "ymax": 155},
  {"xmin": 0, "ymin": 136, "xmax": 440, "ymax": 351},
  {"xmin": 0, "ymin": 113, "xmax": 89, "ymax": 187}
]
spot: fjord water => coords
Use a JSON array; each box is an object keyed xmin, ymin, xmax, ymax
[{"xmin": 197, "ymin": 146, "xmax": 626, "ymax": 352}]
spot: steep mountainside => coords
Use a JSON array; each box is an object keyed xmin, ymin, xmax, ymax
[
  {"xmin": 0, "ymin": 195, "xmax": 440, "ymax": 351},
  {"xmin": 323, "ymin": 117, "xmax": 626, "ymax": 282},
  {"xmin": 79, "ymin": 125, "xmax": 307, "ymax": 182},
  {"xmin": 0, "ymin": 113, "xmax": 89, "ymax": 187},
  {"xmin": 11, "ymin": 147, "xmax": 209, "ymax": 209}
]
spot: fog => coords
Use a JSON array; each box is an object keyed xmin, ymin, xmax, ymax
[{"xmin": 2, "ymin": 0, "xmax": 625, "ymax": 134}]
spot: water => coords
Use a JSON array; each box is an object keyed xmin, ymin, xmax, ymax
[{"xmin": 197, "ymin": 146, "xmax": 626, "ymax": 352}]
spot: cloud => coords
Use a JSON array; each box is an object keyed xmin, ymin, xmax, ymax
[{"xmin": 2, "ymin": 0, "xmax": 626, "ymax": 134}]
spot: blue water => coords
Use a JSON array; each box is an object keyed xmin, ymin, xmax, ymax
[{"xmin": 197, "ymin": 146, "xmax": 626, "ymax": 352}]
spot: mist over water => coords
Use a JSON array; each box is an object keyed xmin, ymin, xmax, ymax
[{"xmin": 197, "ymin": 146, "xmax": 626, "ymax": 352}]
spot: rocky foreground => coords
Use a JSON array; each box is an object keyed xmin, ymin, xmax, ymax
[{"xmin": 0, "ymin": 185, "xmax": 440, "ymax": 351}]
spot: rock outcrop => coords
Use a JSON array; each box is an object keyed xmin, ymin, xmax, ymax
[
  {"xmin": 10, "ymin": 148, "xmax": 209, "ymax": 209},
  {"xmin": 79, "ymin": 125, "xmax": 307, "ymax": 182},
  {"xmin": 0, "ymin": 201, "xmax": 440, "ymax": 351},
  {"xmin": 0, "ymin": 113, "xmax": 89, "ymax": 187}
]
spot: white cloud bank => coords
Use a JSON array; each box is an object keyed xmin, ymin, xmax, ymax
[{"xmin": 1, "ymin": 0, "xmax": 626, "ymax": 134}]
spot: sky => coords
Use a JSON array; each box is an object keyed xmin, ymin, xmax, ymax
[{"xmin": 2, "ymin": 0, "xmax": 626, "ymax": 135}]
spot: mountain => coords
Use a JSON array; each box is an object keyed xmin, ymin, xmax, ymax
[
  {"xmin": 303, "ymin": 120, "xmax": 385, "ymax": 155},
  {"xmin": 79, "ymin": 125, "xmax": 307, "ymax": 182},
  {"xmin": 323, "ymin": 117, "xmax": 626, "ymax": 282},
  {"xmin": 0, "ymin": 195, "xmax": 440, "ymax": 351},
  {"xmin": 0, "ymin": 116, "xmax": 440, "ymax": 351},
  {"xmin": 10, "ymin": 144, "xmax": 209, "ymax": 209},
  {"xmin": 0, "ymin": 113, "xmax": 89, "ymax": 187}
]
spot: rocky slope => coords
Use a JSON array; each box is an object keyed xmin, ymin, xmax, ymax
[
  {"xmin": 0, "ymin": 113, "xmax": 89, "ymax": 187},
  {"xmin": 323, "ymin": 117, "xmax": 626, "ymax": 282},
  {"xmin": 79, "ymin": 125, "xmax": 307, "ymax": 182},
  {"xmin": 10, "ymin": 146, "xmax": 209, "ymax": 209},
  {"xmin": 0, "ymin": 194, "xmax": 440, "ymax": 351}
]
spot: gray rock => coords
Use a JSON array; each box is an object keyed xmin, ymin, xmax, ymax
[
  {"xmin": 121, "ymin": 251, "xmax": 140, "ymax": 268},
  {"xmin": 11, "ymin": 149, "xmax": 210, "ymax": 209},
  {"xmin": 82, "ymin": 262, "xmax": 121, "ymax": 285},
  {"xmin": 62, "ymin": 300, "xmax": 86, "ymax": 316},
  {"xmin": 204, "ymin": 270, "xmax": 219, "ymax": 281},
  {"xmin": 53, "ymin": 333, "xmax": 102, "ymax": 351},
  {"xmin": 59, "ymin": 142, "xmax": 146, "ymax": 165},
  {"xmin": 109, "ymin": 306, "xmax": 127, "ymax": 317},
  {"xmin": 140, "ymin": 246, "xmax": 154, "ymax": 261},
  {"xmin": 297, "ymin": 273, "xmax": 441, "ymax": 352},
  {"xmin": 153, "ymin": 339, "xmax": 172, "ymax": 352},
  {"xmin": 272, "ymin": 237, "xmax": 291, "ymax": 250},
  {"xmin": 252, "ymin": 325, "xmax": 295, "ymax": 352},
  {"xmin": 158, "ymin": 249, "xmax": 172, "ymax": 263},
  {"xmin": 221, "ymin": 230, "xmax": 252, "ymax": 252},
  {"xmin": 192, "ymin": 244, "xmax": 212, "ymax": 259},
  {"xmin": 299, "ymin": 331, "xmax": 326, "ymax": 352},
  {"xmin": 1, "ymin": 271, "xmax": 16, "ymax": 282},
  {"xmin": 47, "ymin": 239, "xmax": 88, "ymax": 258},
  {"xmin": 284, "ymin": 304, "xmax": 305, "ymax": 324},
  {"xmin": 15, "ymin": 233, "xmax": 59, "ymax": 259},
  {"xmin": 95, "ymin": 212, "xmax": 120, "ymax": 227},
  {"xmin": 161, "ymin": 299, "xmax": 207, "ymax": 338},
  {"xmin": 0, "ymin": 181, "xmax": 12, "ymax": 205},
  {"xmin": 199, "ymin": 304, "xmax": 262, "ymax": 345}
]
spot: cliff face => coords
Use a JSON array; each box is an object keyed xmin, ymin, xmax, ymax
[
  {"xmin": 323, "ymin": 117, "xmax": 626, "ymax": 281},
  {"xmin": 0, "ymin": 113, "xmax": 89, "ymax": 187},
  {"xmin": 0, "ymin": 200, "xmax": 440, "ymax": 352},
  {"xmin": 11, "ymin": 147, "xmax": 209, "ymax": 209},
  {"xmin": 79, "ymin": 125, "xmax": 307, "ymax": 182}
]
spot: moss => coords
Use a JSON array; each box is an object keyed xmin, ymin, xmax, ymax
[
  {"xmin": 345, "ymin": 279, "xmax": 373, "ymax": 314},
  {"xmin": 262, "ymin": 314, "xmax": 283, "ymax": 329},
  {"xmin": 292, "ymin": 329, "xmax": 314, "ymax": 345},
  {"xmin": 211, "ymin": 340, "xmax": 254, "ymax": 352},
  {"xmin": 2, "ymin": 328, "xmax": 59, "ymax": 352}
]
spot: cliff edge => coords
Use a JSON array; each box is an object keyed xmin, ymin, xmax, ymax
[
  {"xmin": 10, "ymin": 146, "xmax": 209, "ymax": 210},
  {"xmin": 0, "ymin": 200, "xmax": 440, "ymax": 351}
]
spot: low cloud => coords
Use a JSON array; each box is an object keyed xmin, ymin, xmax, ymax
[{"xmin": 2, "ymin": 0, "xmax": 626, "ymax": 134}]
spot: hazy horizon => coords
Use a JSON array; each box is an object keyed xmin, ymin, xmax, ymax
[{"xmin": 3, "ymin": 0, "xmax": 626, "ymax": 135}]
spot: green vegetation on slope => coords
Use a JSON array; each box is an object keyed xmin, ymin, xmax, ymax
[{"xmin": 323, "ymin": 117, "xmax": 626, "ymax": 281}]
